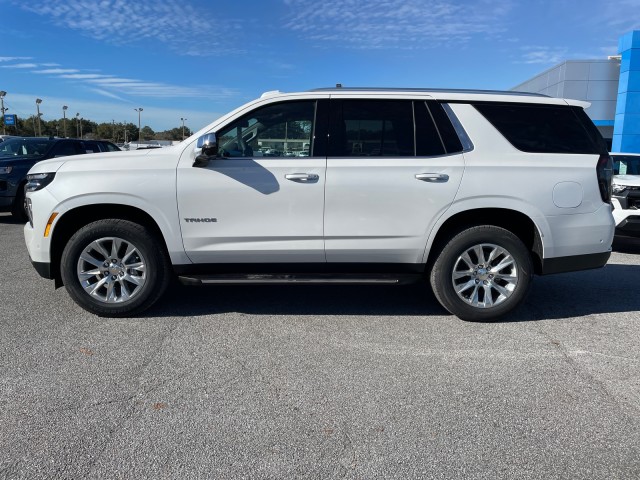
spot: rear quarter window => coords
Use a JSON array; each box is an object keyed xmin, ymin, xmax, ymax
[{"xmin": 473, "ymin": 103, "xmax": 607, "ymax": 154}]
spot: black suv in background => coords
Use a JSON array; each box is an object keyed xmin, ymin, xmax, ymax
[{"xmin": 0, "ymin": 137, "xmax": 120, "ymax": 219}]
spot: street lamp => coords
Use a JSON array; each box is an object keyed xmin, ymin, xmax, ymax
[
  {"xmin": 181, "ymin": 117, "xmax": 187, "ymax": 141},
  {"xmin": 134, "ymin": 108, "xmax": 143, "ymax": 144},
  {"xmin": 62, "ymin": 105, "xmax": 68, "ymax": 137},
  {"xmin": 75, "ymin": 112, "xmax": 80, "ymax": 138},
  {"xmin": 35, "ymin": 98, "xmax": 43, "ymax": 137},
  {"xmin": 0, "ymin": 91, "xmax": 7, "ymax": 135}
]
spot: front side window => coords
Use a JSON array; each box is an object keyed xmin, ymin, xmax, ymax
[{"xmin": 217, "ymin": 101, "xmax": 316, "ymax": 158}]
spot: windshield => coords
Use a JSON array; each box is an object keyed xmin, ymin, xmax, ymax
[
  {"xmin": 0, "ymin": 138, "xmax": 53, "ymax": 158},
  {"xmin": 612, "ymin": 155, "xmax": 640, "ymax": 175}
]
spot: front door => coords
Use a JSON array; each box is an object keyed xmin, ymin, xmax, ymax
[{"xmin": 177, "ymin": 99, "xmax": 328, "ymax": 264}]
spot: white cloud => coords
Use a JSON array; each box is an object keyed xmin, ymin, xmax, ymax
[
  {"xmin": 518, "ymin": 46, "xmax": 569, "ymax": 65},
  {"xmin": 2, "ymin": 63, "xmax": 38, "ymax": 69},
  {"xmin": 283, "ymin": 0, "xmax": 513, "ymax": 49},
  {"xmin": 0, "ymin": 58, "xmax": 240, "ymax": 101},
  {"xmin": 33, "ymin": 68, "xmax": 80, "ymax": 74},
  {"xmin": 0, "ymin": 56, "xmax": 32, "ymax": 62},
  {"xmin": 16, "ymin": 0, "xmax": 243, "ymax": 56}
]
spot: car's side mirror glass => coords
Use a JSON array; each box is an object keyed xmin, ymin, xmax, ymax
[
  {"xmin": 194, "ymin": 133, "xmax": 218, "ymax": 168},
  {"xmin": 196, "ymin": 133, "xmax": 218, "ymax": 157}
]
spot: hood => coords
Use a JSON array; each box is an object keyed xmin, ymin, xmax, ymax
[
  {"xmin": 28, "ymin": 145, "xmax": 182, "ymax": 176},
  {"xmin": 613, "ymin": 174, "xmax": 640, "ymax": 188}
]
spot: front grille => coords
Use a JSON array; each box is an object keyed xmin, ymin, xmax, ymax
[{"xmin": 628, "ymin": 191, "xmax": 640, "ymax": 209}]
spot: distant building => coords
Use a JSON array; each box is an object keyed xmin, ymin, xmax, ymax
[{"xmin": 512, "ymin": 30, "xmax": 640, "ymax": 153}]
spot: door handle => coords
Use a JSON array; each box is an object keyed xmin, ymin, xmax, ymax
[
  {"xmin": 415, "ymin": 173, "xmax": 449, "ymax": 183},
  {"xmin": 285, "ymin": 173, "xmax": 319, "ymax": 183}
]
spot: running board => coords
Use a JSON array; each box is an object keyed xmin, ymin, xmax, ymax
[{"xmin": 178, "ymin": 273, "xmax": 422, "ymax": 286}]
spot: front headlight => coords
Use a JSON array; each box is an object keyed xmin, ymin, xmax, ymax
[
  {"xmin": 25, "ymin": 172, "xmax": 56, "ymax": 192},
  {"xmin": 612, "ymin": 183, "xmax": 627, "ymax": 194},
  {"xmin": 0, "ymin": 166, "xmax": 13, "ymax": 174}
]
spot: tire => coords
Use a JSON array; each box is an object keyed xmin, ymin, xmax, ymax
[
  {"xmin": 429, "ymin": 225, "xmax": 533, "ymax": 322},
  {"xmin": 60, "ymin": 219, "xmax": 171, "ymax": 317},
  {"xmin": 11, "ymin": 184, "xmax": 27, "ymax": 221}
]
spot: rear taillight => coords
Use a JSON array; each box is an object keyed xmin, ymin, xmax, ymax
[{"xmin": 596, "ymin": 154, "xmax": 613, "ymax": 203}]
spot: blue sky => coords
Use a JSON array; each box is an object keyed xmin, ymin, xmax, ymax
[{"xmin": 1, "ymin": 0, "xmax": 639, "ymax": 132}]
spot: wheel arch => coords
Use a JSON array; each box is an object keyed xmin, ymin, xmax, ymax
[
  {"xmin": 425, "ymin": 208, "xmax": 544, "ymax": 275},
  {"xmin": 49, "ymin": 204, "xmax": 170, "ymax": 286}
]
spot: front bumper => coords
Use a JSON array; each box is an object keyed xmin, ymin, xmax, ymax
[{"xmin": 31, "ymin": 260, "xmax": 53, "ymax": 279}]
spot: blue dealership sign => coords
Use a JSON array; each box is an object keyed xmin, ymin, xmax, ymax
[{"xmin": 4, "ymin": 114, "xmax": 16, "ymax": 126}]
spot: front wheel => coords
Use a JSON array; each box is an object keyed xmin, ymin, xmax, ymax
[
  {"xmin": 60, "ymin": 219, "xmax": 171, "ymax": 317},
  {"xmin": 11, "ymin": 184, "xmax": 28, "ymax": 221},
  {"xmin": 429, "ymin": 226, "xmax": 533, "ymax": 321}
]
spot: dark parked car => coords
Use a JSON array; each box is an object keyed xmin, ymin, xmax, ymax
[{"xmin": 0, "ymin": 137, "xmax": 120, "ymax": 219}]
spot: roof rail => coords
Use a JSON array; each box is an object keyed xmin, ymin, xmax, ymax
[{"xmin": 308, "ymin": 87, "xmax": 549, "ymax": 97}]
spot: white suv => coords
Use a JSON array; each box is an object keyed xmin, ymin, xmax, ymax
[{"xmin": 23, "ymin": 88, "xmax": 615, "ymax": 321}]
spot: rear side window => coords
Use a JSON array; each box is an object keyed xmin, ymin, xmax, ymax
[
  {"xmin": 341, "ymin": 100, "xmax": 414, "ymax": 156},
  {"xmin": 473, "ymin": 103, "xmax": 607, "ymax": 154},
  {"xmin": 52, "ymin": 141, "xmax": 84, "ymax": 157},
  {"xmin": 328, "ymin": 99, "xmax": 466, "ymax": 157},
  {"xmin": 83, "ymin": 142, "xmax": 101, "ymax": 153}
]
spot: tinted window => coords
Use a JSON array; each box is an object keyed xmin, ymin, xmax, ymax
[
  {"xmin": 52, "ymin": 141, "xmax": 83, "ymax": 157},
  {"xmin": 83, "ymin": 142, "xmax": 101, "ymax": 153},
  {"xmin": 0, "ymin": 138, "xmax": 53, "ymax": 157},
  {"xmin": 217, "ymin": 101, "xmax": 316, "ymax": 158},
  {"xmin": 430, "ymin": 102, "xmax": 464, "ymax": 153},
  {"xmin": 414, "ymin": 101, "xmax": 446, "ymax": 156},
  {"xmin": 473, "ymin": 103, "xmax": 606, "ymax": 154},
  {"xmin": 337, "ymin": 100, "xmax": 414, "ymax": 157},
  {"xmin": 612, "ymin": 155, "xmax": 640, "ymax": 175}
]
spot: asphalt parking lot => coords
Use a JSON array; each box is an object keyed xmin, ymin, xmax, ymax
[{"xmin": 1, "ymin": 213, "xmax": 639, "ymax": 479}]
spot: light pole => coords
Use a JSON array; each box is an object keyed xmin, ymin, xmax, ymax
[
  {"xmin": 134, "ymin": 108, "xmax": 143, "ymax": 144},
  {"xmin": 181, "ymin": 117, "xmax": 187, "ymax": 141},
  {"xmin": 35, "ymin": 98, "xmax": 43, "ymax": 136},
  {"xmin": 76, "ymin": 112, "xmax": 80, "ymax": 138},
  {"xmin": 0, "ymin": 91, "xmax": 6, "ymax": 135},
  {"xmin": 62, "ymin": 105, "xmax": 68, "ymax": 137}
]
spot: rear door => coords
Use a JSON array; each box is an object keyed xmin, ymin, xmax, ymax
[{"xmin": 324, "ymin": 98, "xmax": 466, "ymax": 264}]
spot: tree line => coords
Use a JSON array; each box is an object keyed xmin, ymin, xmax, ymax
[{"xmin": 1, "ymin": 115, "xmax": 192, "ymax": 142}]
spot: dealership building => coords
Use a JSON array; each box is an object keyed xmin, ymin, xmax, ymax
[{"xmin": 512, "ymin": 30, "xmax": 640, "ymax": 153}]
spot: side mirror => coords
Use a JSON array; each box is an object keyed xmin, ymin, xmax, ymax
[
  {"xmin": 196, "ymin": 133, "xmax": 218, "ymax": 157},
  {"xmin": 194, "ymin": 133, "xmax": 218, "ymax": 168}
]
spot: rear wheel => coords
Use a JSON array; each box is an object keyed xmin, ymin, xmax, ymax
[
  {"xmin": 60, "ymin": 219, "xmax": 171, "ymax": 317},
  {"xmin": 430, "ymin": 225, "xmax": 533, "ymax": 321}
]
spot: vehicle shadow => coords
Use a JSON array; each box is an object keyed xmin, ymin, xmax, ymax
[
  {"xmin": 147, "ymin": 262, "xmax": 640, "ymax": 323},
  {"xmin": 149, "ymin": 281, "xmax": 448, "ymax": 319},
  {"xmin": 613, "ymin": 235, "xmax": 640, "ymax": 254},
  {"xmin": 0, "ymin": 214, "xmax": 23, "ymax": 225}
]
